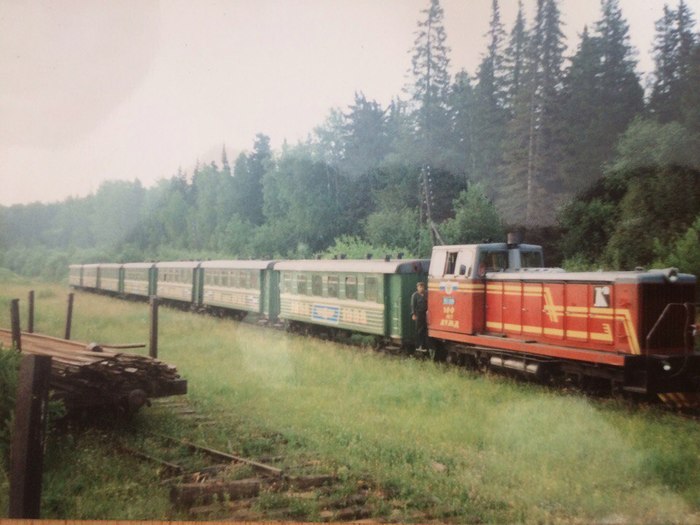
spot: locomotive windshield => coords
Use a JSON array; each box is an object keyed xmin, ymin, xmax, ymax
[
  {"xmin": 520, "ymin": 249, "xmax": 544, "ymax": 268},
  {"xmin": 476, "ymin": 250, "xmax": 508, "ymax": 276}
]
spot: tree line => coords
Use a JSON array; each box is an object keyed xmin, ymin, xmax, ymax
[{"xmin": 1, "ymin": 0, "xmax": 700, "ymax": 280}]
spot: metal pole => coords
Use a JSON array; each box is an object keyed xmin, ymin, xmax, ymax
[
  {"xmin": 27, "ymin": 291, "xmax": 35, "ymax": 334},
  {"xmin": 9, "ymin": 354, "xmax": 52, "ymax": 518},
  {"xmin": 10, "ymin": 299, "xmax": 21, "ymax": 351},
  {"xmin": 149, "ymin": 296, "xmax": 159, "ymax": 359},
  {"xmin": 64, "ymin": 293, "xmax": 74, "ymax": 340}
]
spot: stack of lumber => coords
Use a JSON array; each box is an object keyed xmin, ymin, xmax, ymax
[{"xmin": 0, "ymin": 329, "xmax": 187, "ymax": 411}]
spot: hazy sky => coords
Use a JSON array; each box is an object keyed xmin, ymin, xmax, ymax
[{"xmin": 0, "ymin": 0, "xmax": 688, "ymax": 206}]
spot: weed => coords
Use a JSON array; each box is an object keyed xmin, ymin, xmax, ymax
[{"xmin": 2, "ymin": 279, "xmax": 700, "ymax": 522}]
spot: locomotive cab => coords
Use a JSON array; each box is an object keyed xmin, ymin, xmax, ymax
[{"xmin": 428, "ymin": 242, "xmax": 540, "ymax": 335}]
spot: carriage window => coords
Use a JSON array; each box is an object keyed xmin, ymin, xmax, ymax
[
  {"xmin": 312, "ymin": 274, "xmax": 323, "ymax": 296},
  {"xmin": 445, "ymin": 252, "xmax": 458, "ymax": 275},
  {"xmin": 282, "ymin": 273, "xmax": 292, "ymax": 293},
  {"xmin": 345, "ymin": 276, "xmax": 357, "ymax": 299},
  {"xmin": 251, "ymin": 271, "xmax": 259, "ymax": 289},
  {"xmin": 327, "ymin": 275, "xmax": 339, "ymax": 298},
  {"xmin": 241, "ymin": 271, "xmax": 250, "ymax": 288},
  {"xmin": 297, "ymin": 274, "xmax": 307, "ymax": 294},
  {"xmin": 365, "ymin": 277, "xmax": 379, "ymax": 302}
]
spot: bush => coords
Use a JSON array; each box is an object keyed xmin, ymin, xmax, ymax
[
  {"xmin": 0, "ymin": 346, "xmax": 20, "ymax": 467},
  {"xmin": 654, "ymin": 215, "xmax": 700, "ymax": 276},
  {"xmin": 321, "ymin": 235, "xmax": 413, "ymax": 260}
]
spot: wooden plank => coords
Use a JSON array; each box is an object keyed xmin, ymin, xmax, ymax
[{"xmin": 154, "ymin": 434, "xmax": 282, "ymax": 477}]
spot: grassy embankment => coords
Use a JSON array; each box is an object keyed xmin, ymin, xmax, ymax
[{"xmin": 1, "ymin": 276, "xmax": 700, "ymax": 522}]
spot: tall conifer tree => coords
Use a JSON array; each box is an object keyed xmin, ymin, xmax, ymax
[
  {"xmin": 650, "ymin": 1, "xmax": 697, "ymax": 123},
  {"xmin": 499, "ymin": 0, "xmax": 566, "ymax": 226},
  {"xmin": 561, "ymin": 0, "xmax": 642, "ymax": 193},
  {"xmin": 472, "ymin": 0, "xmax": 508, "ymax": 190},
  {"xmin": 406, "ymin": 0, "xmax": 452, "ymax": 162},
  {"xmin": 503, "ymin": 0, "xmax": 528, "ymax": 113}
]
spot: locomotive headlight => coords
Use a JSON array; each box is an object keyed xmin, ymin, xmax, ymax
[{"xmin": 662, "ymin": 360, "xmax": 672, "ymax": 372}]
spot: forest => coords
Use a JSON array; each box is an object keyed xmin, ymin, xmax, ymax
[{"xmin": 1, "ymin": 0, "xmax": 700, "ymax": 280}]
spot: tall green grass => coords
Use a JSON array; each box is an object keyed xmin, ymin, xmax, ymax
[{"xmin": 1, "ymin": 279, "xmax": 700, "ymax": 522}]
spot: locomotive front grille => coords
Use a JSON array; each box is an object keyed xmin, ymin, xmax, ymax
[{"xmin": 640, "ymin": 283, "xmax": 695, "ymax": 352}]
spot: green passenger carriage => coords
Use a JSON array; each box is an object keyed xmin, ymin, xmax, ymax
[
  {"xmin": 155, "ymin": 261, "xmax": 200, "ymax": 304},
  {"xmin": 123, "ymin": 262, "xmax": 156, "ymax": 297},
  {"xmin": 82, "ymin": 263, "xmax": 100, "ymax": 290},
  {"xmin": 98, "ymin": 263, "xmax": 123, "ymax": 294},
  {"xmin": 198, "ymin": 260, "xmax": 277, "ymax": 319},
  {"xmin": 274, "ymin": 259, "xmax": 429, "ymax": 346}
]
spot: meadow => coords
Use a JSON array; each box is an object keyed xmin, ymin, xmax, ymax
[{"xmin": 1, "ymin": 276, "xmax": 700, "ymax": 523}]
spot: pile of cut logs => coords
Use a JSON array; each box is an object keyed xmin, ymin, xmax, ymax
[{"xmin": 0, "ymin": 329, "xmax": 186, "ymax": 411}]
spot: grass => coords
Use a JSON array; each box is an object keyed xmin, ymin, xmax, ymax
[{"xmin": 2, "ymin": 277, "xmax": 700, "ymax": 522}]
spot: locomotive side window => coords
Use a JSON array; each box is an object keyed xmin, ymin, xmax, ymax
[
  {"xmin": 365, "ymin": 276, "xmax": 379, "ymax": 302},
  {"xmin": 312, "ymin": 274, "xmax": 323, "ymax": 296},
  {"xmin": 444, "ymin": 252, "xmax": 459, "ymax": 275},
  {"xmin": 328, "ymin": 275, "xmax": 339, "ymax": 298},
  {"xmin": 345, "ymin": 276, "xmax": 357, "ymax": 300}
]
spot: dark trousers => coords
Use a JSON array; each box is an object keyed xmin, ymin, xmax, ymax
[{"xmin": 415, "ymin": 313, "xmax": 428, "ymax": 348}]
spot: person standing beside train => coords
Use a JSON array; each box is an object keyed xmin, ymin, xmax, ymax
[{"xmin": 411, "ymin": 281, "xmax": 428, "ymax": 352}]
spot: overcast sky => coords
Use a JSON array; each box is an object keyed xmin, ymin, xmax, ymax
[{"xmin": 0, "ymin": 0, "xmax": 688, "ymax": 206}]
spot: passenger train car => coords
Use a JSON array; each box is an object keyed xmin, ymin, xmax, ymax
[
  {"xmin": 275, "ymin": 259, "xmax": 429, "ymax": 344},
  {"xmin": 71, "ymin": 256, "xmax": 429, "ymax": 347},
  {"xmin": 69, "ymin": 239, "xmax": 700, "ymax": 404}
]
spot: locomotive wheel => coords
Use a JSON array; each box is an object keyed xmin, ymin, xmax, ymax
[
  {"xmin": 445, "ymin": 350, "xmax": 461, "ymax": 366},
  {"xmin": 428, "ymin": 344, "xmax": 447, "ymax": 362}
]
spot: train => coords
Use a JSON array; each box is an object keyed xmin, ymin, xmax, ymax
[{"xmin": 69, "ymin": 237, "xmax": 700, "ymax": 406}]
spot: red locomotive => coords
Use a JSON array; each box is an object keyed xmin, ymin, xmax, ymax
[{"xmin": 427, "ymin": 236, "xmax": 700, "ymax": 406}]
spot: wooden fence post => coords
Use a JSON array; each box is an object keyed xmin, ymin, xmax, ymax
[
  {"xmin": 149, "ymin": 296, "xmax": 159, "ymax": 359},
  {"xmin": 27, "ymin": 290, "xmax": 35, "ymax": 334},
  {"xmin": 64, "ymin": 293, "xmax": 74, "ymax": 340},
  {"xmin": 10, "ymin": 299, "xmax": 21, "ymax": 351},
  {"xmin": 9, "ymin": 354, "xmax": 52, "ymax": 518}
]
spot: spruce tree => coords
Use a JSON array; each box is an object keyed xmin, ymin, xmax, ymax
[
  {"xmin": 499, "ymin": 0, "xmax": 567, "ymax": 227},
  {"xmin": 650, "ymin": 1, "xmax": 697, "ymax": 123},
  {"xmin": 560, "ymin": 0, "xmax": 643, "ymax": 194},
  {"xmin": 445, "ymin": 71, "xmax": 476, "ymax": 184},
  {"xmin": 406, "ymin": 0, "xmax": 452, "ymax": 161},
  {"xmin": 471, "ymin": 0, "xmax": 508, "ymax": 191},
  {"xmin": 503, "ymin": 0, "xmax": 528, "ymax": 113}
]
